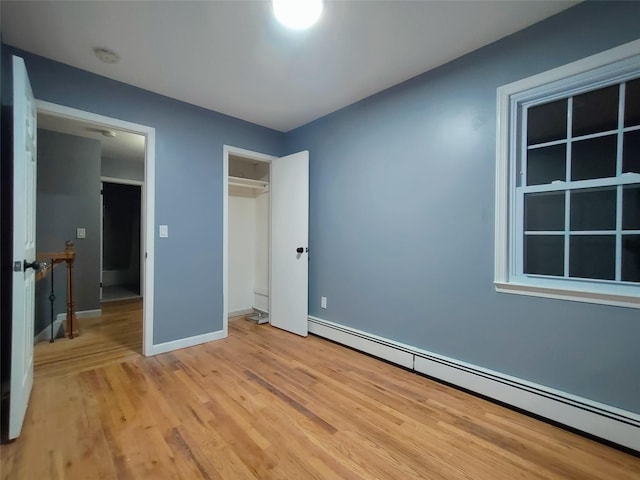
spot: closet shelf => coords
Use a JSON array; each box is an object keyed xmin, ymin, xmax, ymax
[{"xmin": 228, "ymin": 176, "xmax": 269, "ymax": 191}]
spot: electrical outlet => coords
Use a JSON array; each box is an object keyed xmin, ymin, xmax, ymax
[{"xmin": 321, "ymin": 296, "xmax": 327, "ymax": 309}]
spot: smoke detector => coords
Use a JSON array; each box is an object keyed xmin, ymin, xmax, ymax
[
  {"xmin": 93, "ymin": 47, "xmax": 120, "ymax": 64},
  {"xmin": 86, "ymin": 127, "xmax": 117, "ymax": 138}
]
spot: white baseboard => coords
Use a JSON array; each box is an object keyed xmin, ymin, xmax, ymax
[
  {"xmin": 61, "ymin": 308, "xmax": 103, "ymax": 321},
  {"xmin": 57, "ymin": 308, "xmax": 103, "ymax": 328},
  {"xmin": 75, "ymin": 309, "xmax": 102, "ymax": 319},
  {"xmin": 308, "ymin": 317, "xmax": 413, "ymax": 369},
  {"xmin": 35, "ymin": 308, "xmax": 103, "ymax": 343},
  {"xmin": 150, "ymin": 329, "xmax": 227, "ymax": 356},
  {"xmin": 34, "ymin": 316, "xmax": 64, "ymax": 344},
  {"xmin": 228, "ymin": 308, "xmax": 254, "ymax": 317},
  {"xmin": 308, "ymin": 316, "xmax": 640, "ymax": 452}
]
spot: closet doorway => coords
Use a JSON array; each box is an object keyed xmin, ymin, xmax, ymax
[
  {"xmin": 101, "ymin": 179, "xmax": 143, "ymax": 302},
  {"xmin": 223, "ymin": 146, "xmax": 310, "ymax": 337},
  {"xmin": 226, "ymin": 151, "xmax": 272, "ymax": 323}
]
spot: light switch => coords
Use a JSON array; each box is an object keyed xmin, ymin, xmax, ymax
[
  {"xmin": 76, "ymin": 228, "xmax": 86, "ymax": 239},
  {"xmin": 159, "ymin": 225, "xmax": 169, "ymax": 238}
]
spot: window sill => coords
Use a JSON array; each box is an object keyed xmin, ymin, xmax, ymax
[{"xmin": 495, "ymin": 281, "xmax": 640, "ymax": 309}]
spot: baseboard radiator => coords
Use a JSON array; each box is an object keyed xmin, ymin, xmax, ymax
[{"xmin": 308, "ymin": 316, "xmax": 640, "ymax": 452}]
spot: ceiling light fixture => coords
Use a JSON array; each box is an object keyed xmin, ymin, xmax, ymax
[
  {"xmin": 93, "ymin": 47, "xmax": 120, "ymax": 64},
  {"xmin": 273, "ymin": 0, "xmax": 323, "ymax": 30}
]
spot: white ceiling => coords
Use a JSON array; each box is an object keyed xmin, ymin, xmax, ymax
[
  {"xmin": 2, "ymin": 1, "xmax": 579, "ymax": 132},
  {"xmin": 37, "ymin": 113, "xmax": 145, "ymax": 163}
]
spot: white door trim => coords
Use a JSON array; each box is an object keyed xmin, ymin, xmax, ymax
[
  {"xmin": 222, "ymin": 145, "xmax": 276, "ymax": 336},
  {"xmin": 35, "ymin": 100, "xmax": 156, "ymax": 356},
  {"xmin": 100, "ymin": 177, "xmax": 145, "ymax": 302}
]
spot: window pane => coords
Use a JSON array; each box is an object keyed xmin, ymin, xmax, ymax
[
  {"xmin": 572, "ymin": 85, "xmax": 619, "ymax": 137},
  {"xmin": 622, "ymin": 235, "xmax": 640, "ymax": 282},
  {"xmin": 571, "ymin": 135, "xmax": 617, "ymax": 181},
  {"xmin": 525, "ymin": 192, "xmax": 565, "ymax": 231},
  {"xmin": 623, "ymin": 130, "xmax": 640, "ymax": 174},
  {"xmin": 527, "ymin": 99, "xmax": 567, "ymax": 145},
  {"xmin": 570, "ymin": 187, "xmax": 616, "ymax": 231},
  {"xmin": 524, "ymin": 235, "xmax": 564, "ymax": 276},
  {"xmin": 569, "ymin": 235, "xmax": 615, "ymax": 280},
  {"xmin": 625, "ymin": 77, "xmax": 640, "ymax": 128},
  {"xmin": 527, "ymin": 144, "xmax": 566, "ymax": 185},
  {"xmin": 623, "ymin": 185, "xmax": 640, "ymax": 230}
]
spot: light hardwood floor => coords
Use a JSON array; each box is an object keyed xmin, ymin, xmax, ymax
[
  {"xmin": 33, "ymin": 298, "xmax": 142, "ymax": 379},
  {"xmin": 2, "ymin": 308, "xmax": 639, "ymax": 479}
]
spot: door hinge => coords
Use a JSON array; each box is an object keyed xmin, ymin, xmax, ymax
[
  {"xmin": 100, "ymin": 282, "xmax": 103, "ymax": 288},
  {"xmin": 13, "ymin": 261, "xmax": 22, "ymax": 272}
]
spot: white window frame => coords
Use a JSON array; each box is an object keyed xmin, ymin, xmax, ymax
[{"xmin": 495, "ymin": 39, "xmax": 640, "ymax": 309}]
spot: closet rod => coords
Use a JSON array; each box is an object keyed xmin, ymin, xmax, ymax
[{"xmin": 228, "ymin": 176, "xmax": 269, "ymax": 190}]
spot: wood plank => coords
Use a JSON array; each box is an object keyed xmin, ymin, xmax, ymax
[
  {"xmin": 32, "ymin": 298, "xmax": 142, "ymax": 379},
  {"xmin": 2, "ymin": 310, "xmax": 639, "ymax": 480}
]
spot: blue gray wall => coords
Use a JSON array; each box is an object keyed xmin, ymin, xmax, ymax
[
  {"xmin": 286, "ymin": 1, "xmax": 640, "ymax": 413},
  {"xmin": 2, "ymin": 45, "xmax": 285, "ymax": 344},
  {"xmin": 35, "ymin": 129, "xmax": 101, "ymax": 335}
]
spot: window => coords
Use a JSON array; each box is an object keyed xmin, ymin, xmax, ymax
[{"xmin": 495, "ymin": 40, "xmax": 640, "ymax": 308}]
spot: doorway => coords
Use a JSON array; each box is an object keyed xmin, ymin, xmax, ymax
[
  {"xmin": 101, "ymin": 180, "xmax": 143, "ymax": 302},
  {"xmin": 224, "ymin": 147, "xmax": 273, "ymax": 332},
  {"xmin": 35, "ymin": 100, "xmax": 155, "ymax": 356}
]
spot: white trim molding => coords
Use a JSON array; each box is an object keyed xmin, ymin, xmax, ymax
[
  {"xmin": 308, "ymin": 315, "xmax": 640, "ymax": 452},
  {"xmin": 495, "ymin": 39, "xmax": 640, "ymax": 307},
  {"xmin": 36, "ymin": 100, "xmax": 156, "ymax": 356},
  {"xmin": 495, "ymin": 281, "xmax": 640, "ymax": 309},
  {"xmin": 35, "ymin": 308, "xmax": 102, "ymax": 343},
  {"xmin": 73, "ymin": 309, "xmax": 102, "ymax": 319},
  {"xmin": 149, "ymin": 329, "xmax": 226, "ymax": 356},
  {"xmin": 34, "ymin": 317, "xmax": 64, "ymax": 344},
  {"xmin": 309, "ymin": 316, "xmax": 414, "ymax": 369}
]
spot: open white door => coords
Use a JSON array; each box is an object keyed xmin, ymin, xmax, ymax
[
  {"xmin": 9, "ymin": 56, "xmax": 37, "ymax": 439},
  {"xmin": 270, "ymin": 150, "xmax": 309, "ymax": 337}
]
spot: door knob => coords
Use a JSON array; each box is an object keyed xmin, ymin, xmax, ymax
[{"xmin": 23, "ymin": 260, "xmax": 41, "ymax": 271}]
